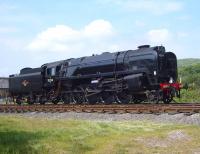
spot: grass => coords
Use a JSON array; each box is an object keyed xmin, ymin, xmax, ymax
[
  {"xmin": 175, "ymin": 88, "xmax": 200, "ymax": 103},
  {"xmin": 0, "ymin": 116, "xmax": 200, "ymax": 153}
]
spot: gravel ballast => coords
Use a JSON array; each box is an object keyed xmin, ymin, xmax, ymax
[{"xmin": 1, "ymin": 112, "xmax": 200, "ymax": 126}]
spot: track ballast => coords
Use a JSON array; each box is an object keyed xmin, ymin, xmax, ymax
[{"xmin": 0, "ymin": 103, "xmax": 200, "ymax": 114}]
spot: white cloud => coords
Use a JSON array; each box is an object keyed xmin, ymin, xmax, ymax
[
  {"xmin": 145, "ymin": 28, "xmax": 192, "ymax": 58},
  {"xmin": 147, "ymin": 28, "xmax": 171, "ymax": 44},
  {"xmin": 99, "ymin": 0, "xmax": 183, "ymax": 15},
  {"xmin": 27, "ymin": 19, "xmax": 115, "ymax": 56},
  {"xmin": 83, "ymin": 20, "xmax": 113, "ymax": 38}
]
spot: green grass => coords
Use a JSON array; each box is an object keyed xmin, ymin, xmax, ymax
[
  {"xmin": 0, "ymin": 116, "xmax": 200, "ymax": 154},
  {"xmin": 175, "ymin": 89, "xmax": 200, "ymax": 103}
]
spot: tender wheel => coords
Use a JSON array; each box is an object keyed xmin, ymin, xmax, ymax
[
  {"xmin": 39, "ymin": 96, "xmax": 46, "ymax": 105},
  {"xmin": 16, "ymin": 96, "xmax": 22, "ymax": 105},
  {"xmin": 27, "ymin": 96, "xmax": 34, "ymax": 105},
  {"xmin": 52, "ymin": 98, "xmax": 59, "ymax": 104}
]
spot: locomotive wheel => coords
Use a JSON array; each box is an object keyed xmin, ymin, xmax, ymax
[
  {"xmin": 74, "ymin": 94, "xmax": 83, "ymax": 104},
  {"xmin": 163, "ymin": 95, "xmax": 173, "ymax": 104},
  {"xmin": 133, "ymin": 99, "xmax": 142, "ymax": 104},
  {"xmin": 63, "ymin": 94, "xmax": 76, "ymax": 104},
  {"xmin": 146, "ymin": 91, "xmax": 159, "ymax": 104},
  {"xmin": 74, "ymin": 87, "xmax": 87, "ymax": 104},
  {"xmin": 101, "ymin": 92, "xmax": 116, "ymax": 104},
  {"xmin": 70, "ymin": 94, "xmax": 76, "ymax": 104},
  {"xmin": 116, "ymin": 93, "xmax": 132, "ymax": 104},
  {"xmin": 86, "ymin": 95, "xmax": 98, "ymax": 105},
  {"xmin": 97, "ymin": 95, "xmax": 105, "ymax": 104},
  {"xmin": 163, "ymin": 98, "xmax": 171, "ymax": 104},
  {"xmin": 80, "ymin": 94, "xmax": 87, "ymax": 104},
  {"xmin": 63, "ymin": 94, "xmax": 70, "ymax": 104},
  {"xmin": 132, "ymin": 94, "xmax": 144, "ymax": 104}
]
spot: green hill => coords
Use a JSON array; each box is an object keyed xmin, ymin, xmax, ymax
[
  {"xmin": 177, "ymin": 58, "xmax": 200, "ymax": 102},
  {"xmin": 178, "ymin": 58, "xmax": 200, "ymax": 67},
  {"xmin": 178, "ymin": 63, "xmax": 200, "ymax": 87},
  {"xmin": 178, "ymin": 59, "xmax": 200, "ymax": 86}
]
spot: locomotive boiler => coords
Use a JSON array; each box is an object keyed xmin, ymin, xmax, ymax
[{"xmin": 9, "ymin": 45, "xmax": 181, "ymax": 104}]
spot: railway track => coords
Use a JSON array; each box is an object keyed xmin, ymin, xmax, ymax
[{"xmin": 0, "ymin": 103, "xmax": 200, "ymax": 114}]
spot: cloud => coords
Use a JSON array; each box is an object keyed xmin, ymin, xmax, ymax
[
  {"xmin": 147, "ymin": 28, "xmax": 189, "ymax": 45},
  {"xmin": 145, "ymin": 28, "xmax": 192, "ymax": 58},
  {"xmin": 27, "ymin": 19, "xmax": 115, "ymax": 56},
  {"xmin": 99, "ymin": 0, "xmax": 183, "ymax": 15},
  {"xmin": 147, "ymin": 28, "xmax": 171, "ymax": 44},
  {"xmin": 83, "ymin": 20, "xmax": 113, "ymax": 38}
]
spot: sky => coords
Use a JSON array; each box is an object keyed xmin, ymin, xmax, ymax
[{"xmin": 0, "ymin": 0, "xmax": 199, "ymax": 76}]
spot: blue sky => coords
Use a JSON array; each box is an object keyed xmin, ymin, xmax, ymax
[{"xmin": 0, "ymin": 0, "xmax": 199, "ymax": 76}]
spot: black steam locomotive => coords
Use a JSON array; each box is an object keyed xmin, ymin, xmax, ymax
[{"xmin": 9, "ymin": 45, "xmax": 181, "ymax": 105}]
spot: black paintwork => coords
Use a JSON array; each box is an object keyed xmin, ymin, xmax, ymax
[
  {"xmin": 9, "ymin": 45, "xmax": 178, "ymax": 103},
  {"xmin": 9, "ymin": 67, "xmax": 43, "ymax": 95}
]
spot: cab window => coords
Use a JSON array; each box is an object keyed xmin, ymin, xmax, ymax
[
  {"xmin": 56, "ymin": 65, "xmax": 61, "ymax": 75},
  {"xmin": 46, "ymin": 67, "xmax": 56, "ymax": 76},
  {"xmin": 47, "ymin": 68, "xmax": 51, "ymax": 76},
  {"xmin": 51, "ymin": 67, "xmax": 56, "ymax": 76}
]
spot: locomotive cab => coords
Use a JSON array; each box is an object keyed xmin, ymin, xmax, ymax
[{"xmin": 42, "ymin": 60, "xmax": 65, "ymax": 89}]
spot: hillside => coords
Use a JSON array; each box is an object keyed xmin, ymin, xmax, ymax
[
  {"xmin": 178, "ymin": 59, "xmax": 200, "ymax": 87},
  {"xmin": 178, "ymin": 58, "xmax": 200, "ymax": 67},
  {"xmin": 177, "ymin": 58, "xmax": 200, "ymax": 102}
]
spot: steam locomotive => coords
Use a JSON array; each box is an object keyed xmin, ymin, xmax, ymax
[{"xmin": 9, "ymin": 45, "xmax": 181, "ymax": 105}]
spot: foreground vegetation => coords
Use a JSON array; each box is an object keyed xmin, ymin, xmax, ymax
[
  {"xmin": 0, "ymin": 115, "xmax": 200, "ymax": 154},
  {"xmin": 178, "ymin": 61, "xmax": 200, "ymax": 88},
  {"xmin": 177, "ymin": 59, "xmax": 200, "ymax": 102},
  {"xmin": 176, "ymin": 89, "xmax": 200, "ymax": 103}
]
